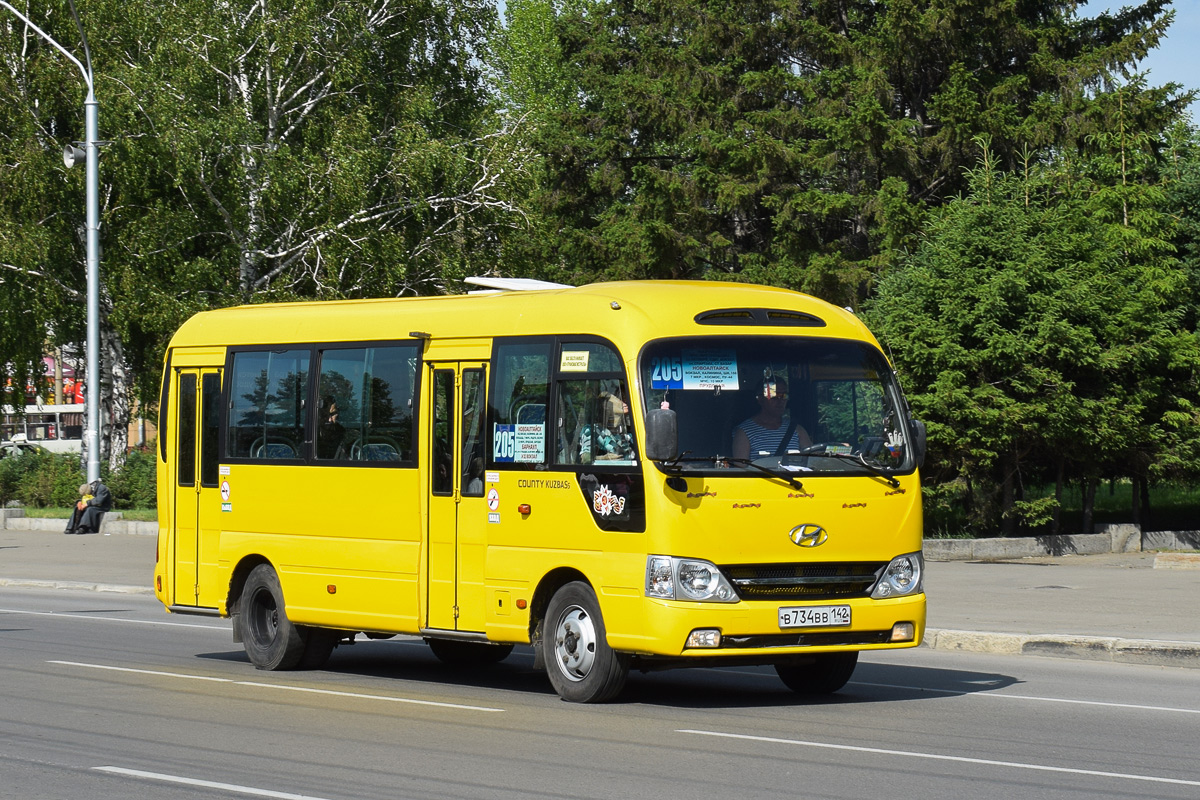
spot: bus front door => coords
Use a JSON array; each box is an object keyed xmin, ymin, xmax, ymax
[
  {"xmin": 172, "ymin": 368, "xmax": 222, "ymax": 608},
  {"xmin": 426, "ymin": 363, "xmax": 488, "ymax": 633}
]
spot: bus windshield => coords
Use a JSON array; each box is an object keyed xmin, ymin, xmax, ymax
[{"xmin": 640, "ymin": 336, "xmax": 914, "ymax": 478}]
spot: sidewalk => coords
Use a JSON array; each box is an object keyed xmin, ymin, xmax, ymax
[
  {"xmin": 1, "ymin": 526, "xmax": 1197, "ymax": 669},
  {"xmin": 924, "ymin": 551, "xmax": 1200, "ymax": 669}
]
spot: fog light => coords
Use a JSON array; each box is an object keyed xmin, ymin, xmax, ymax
[
  {"xmin": 890, "ymin": 622, "xmax": 915, "ymax": 642},
  {"xmin": 685, "ymin": 629, "xmax": 721, "ymax": 648}
]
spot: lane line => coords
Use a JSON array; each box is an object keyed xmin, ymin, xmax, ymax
[
  {"xmin": 0, "ymin": 607, "xmax": 226, "ymax": 630},
  {"xmin": 851, "ymin": 680, "xmax": 1200, "ymax": 715},
  {"xmin": 677, "ymin": 729, "xmax": 1200, "ymax": 788},
  {"xmin": 48, "ymin": 660, "xmax": 504, "ymax": 713},
  {"xmin": 95, "ymin": 766, "xmax": 333, "ymax": 799},
  {"xmin": 717, "ymin": 670, "xmax": 1200, "ymax": 715},
  {"xmin": 234, "ymin": 681, "xmax": 504, "ymax": 712},
  {"xmin": 49, "ymin": 660, "xmax": 231, "ymax": 683}
]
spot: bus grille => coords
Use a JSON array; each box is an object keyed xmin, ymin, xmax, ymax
[
  {"xmin": 721, "ymin": 631, "xmax": 893, "ymax": 649},
  {"xmin": 720, "ymin": 562, "xmax": 884, "ymax": 601}
]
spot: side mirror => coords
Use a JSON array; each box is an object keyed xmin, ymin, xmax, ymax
[
  {"xmin": 910, "ymin": 419, "xmax": 927, "ymax": 469},
  {"xmin": 644, "ymin": 408, "xmax": 678, "ymax": 462}
]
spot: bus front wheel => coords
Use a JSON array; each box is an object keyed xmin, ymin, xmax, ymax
[
  {"xmin": 775, "ymin": 652, "xmax": 858, "ymax": 695},
  {"xmin": 542, "ymin": 581, "xmax": 628, "ymax": 703},
  {"xmin": 240, "ymin": 564, "xmax": 307, "ymax": 670}
]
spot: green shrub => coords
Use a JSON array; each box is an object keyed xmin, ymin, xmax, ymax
[
  {"xmin": 1, "ymin": 447, "xmax": 158, "ymax": 510},
  {"xmin": 105, "ymin": 448, "xmax": 157, "ymax": 510},
  {"xmin": 11, "ymin": 452, "xmax": 86, "ymax": 508}
]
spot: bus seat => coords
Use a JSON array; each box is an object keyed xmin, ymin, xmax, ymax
[
  {"xmin": 251, "ymin": 438, "xmax": 297, "ymax": 459},
  {"xmin": 360, "ymin": 442, "xmax": 400, "ymax": 461}
]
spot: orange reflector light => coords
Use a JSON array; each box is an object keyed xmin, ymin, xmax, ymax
[
  {"xmin": 156, "ymin": 575, "xmax": 162, "ymax": 592},
  {"xmin": 516, "ymin": 599, "xmax": 528, "ymax": 610},
  {"xmin": 327, "ymin": 585, "xmax": 337, "ymax": 594},
  {"xmin": 518, "ymin": 503, "xmax": 531, "ymax": 514}
]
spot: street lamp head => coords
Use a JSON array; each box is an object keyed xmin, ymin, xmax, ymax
[{"xmin": 63, "ymin": 143, "xmax": 86, "ymax": 168}]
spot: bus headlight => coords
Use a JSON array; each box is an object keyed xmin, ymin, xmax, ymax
[
  {"xmin": 871, "ymin": 552, "xmax": 924, "ymax": 599},
  {"xmin": 645, "ymin": 556, "xmax": 739, "ymax": 603}
]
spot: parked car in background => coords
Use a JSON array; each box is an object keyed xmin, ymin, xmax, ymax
[{"xmin": 0, "ymin": 436, "xmax": 47, "ymax": 459}]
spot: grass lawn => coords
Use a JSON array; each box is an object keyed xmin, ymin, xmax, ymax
[
  {"xmin": 1030, "ymin": 482, "xmax": 1200, "ymax": 532},
  {"xmin": 21, "ymin": 507, "xmax": 158, "ymax": 522}
]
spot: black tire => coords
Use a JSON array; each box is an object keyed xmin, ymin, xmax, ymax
[
  {"xmin": 775, "ymin": 652, "xmax": 858, "ymax": 695},
  {"xmin": 240, "ymin": 564, "xmax": 306, "ymax": 670},
  {"xmin": 541, "ymin": 581, "xmax": 628, "ymax": 703},
  {"xmin": 296, "ymin": 627, "xmax": 341, "ymax": 669},
  {"xmin": 426, "ymin": 638, "xmax": 515, "ymax": 667}
]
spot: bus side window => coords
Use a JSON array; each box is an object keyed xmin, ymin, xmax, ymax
[
  {"xmin": 316, "ymin": 344, "xmax": 417, "ymax": 463},
  {"xmin": 226, "ymin": 350, "xmax": 310, "ymax": 460},
  {"xmin": 489, "ymin": 341, "xmax": 551, "ymax": 468},
  {"xmin": 554, "ymin": 343, "xmax": 635, "ymax": 466}
]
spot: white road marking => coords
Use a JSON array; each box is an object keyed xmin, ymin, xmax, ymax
[
  {"xmin": 49, "ymin": 660, "xmax": 231, "ymax": 682},
  {"xmin": 48, "ymin": 660, "xmax": 504, "ymax": 712},
  {"xmin": 716, "ymin": 669, "xmax": 1200, "ymax": 715},
  {"xmin": 0, "ymin": 606, "xmax": 226, "ymax": 630},
  {"xmin": 677, "ymin": 729, "xmax": 1200, "ymax": 788},
  {"xmin": 234, "ymin": 680, "xmax": 505, "ymax": 711},
  {"xmin": 95, "ymin": 766, "xmax": 333, "ymax": 799},
  {"xmin": 851, "ymin": 680, "xmax": 1200, "ymax": 714}
]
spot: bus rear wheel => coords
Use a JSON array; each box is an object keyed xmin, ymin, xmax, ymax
[
  {"xmin": 240, "ymin": 564, "xmax": 307, "ymax": 670},
  {"xmin": 775, "ymin": 652, "xmax": 858, "ymax": 695},
  {"xmin": 542, "ymin": 581, "xmax": 628, "ymax": 703}
]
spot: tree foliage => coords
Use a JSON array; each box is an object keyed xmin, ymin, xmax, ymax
[
  {"xmin": 503, "ymin": 0, "xmax": 1187, "ymax": 302},
  {"xmin": 2, "ymin": 0, "xmax": 518, "ymax": 465},
  {"xmin": 868, "ymin": 139, "xmax": 1200, "ymax": 535}
]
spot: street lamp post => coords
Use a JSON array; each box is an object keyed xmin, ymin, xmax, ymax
[{"xmin": 1, "ymin": 0, "xmax": 102, "ymax": 482}]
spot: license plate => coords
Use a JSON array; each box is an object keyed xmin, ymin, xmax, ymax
[{"xmin": 778, "ymin": 605, "xmax": 851, "ymax": 629}]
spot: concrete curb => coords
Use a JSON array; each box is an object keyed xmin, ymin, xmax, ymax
[
  {"xmin": 924, "ymin": 628, "xmax": 1200, "ymax": 669},
  {"xmin": 923, "ymin": 526, "xmax": 1200, "ymax": 561},
  {"xmin": 1154, "ymin": 552, "xmax": 1200, "ymax": 569},
  {"xmin": 1, "ymin": 511, "xmax": 157, "ymax": 536},
  {"xmin": 0, "ymin": 578, "xmax": 153, "ymax": 595}
]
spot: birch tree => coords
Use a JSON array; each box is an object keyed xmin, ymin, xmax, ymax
[{"xmin": 3, "ymin": 0, "xmax": 525, "ymax": 468}]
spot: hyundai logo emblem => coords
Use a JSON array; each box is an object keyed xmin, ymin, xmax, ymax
[{"xmin": 789, "ymin": 524, "xmax": 828, "ymax": 547}]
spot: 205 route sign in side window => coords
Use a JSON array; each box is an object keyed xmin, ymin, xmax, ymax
[{"xmin": 778, "ymin": 605, "xmax": 851, "ymax": 629}]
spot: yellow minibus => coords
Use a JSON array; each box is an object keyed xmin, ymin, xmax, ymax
[{"xmin": 154, "ymin": 279, "xmax": 926, "ymax": 702}]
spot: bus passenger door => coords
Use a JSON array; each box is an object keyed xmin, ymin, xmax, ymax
[
  {"xmin": 172, "ymin": 368, "xmax": 222, "ymax": 607},
  {"xmin": 426, "ymin": 363, "xmax": 488, "ymax": 632}
]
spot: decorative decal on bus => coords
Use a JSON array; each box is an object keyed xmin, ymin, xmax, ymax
[{"xmin": 592, "ymin": 484, "xmax": 626, "ymax": 516}]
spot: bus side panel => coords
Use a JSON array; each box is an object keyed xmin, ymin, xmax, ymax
[
  {"xmin": 477, "ymin": 474, "xmax": 647, "ymax": 644},
  {"xmin": 213, "ymin": 465, "xmax": 423, "ymax": 631}
]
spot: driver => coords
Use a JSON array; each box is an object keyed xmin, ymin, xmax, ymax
[{"xmin": 732, "ymin": 376, "xmax": 812, "ymax": 460}]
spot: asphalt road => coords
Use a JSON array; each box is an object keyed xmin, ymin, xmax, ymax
[{"xmin": 2, "ymin": 586, "xmax": 1198, "ymax": 800}]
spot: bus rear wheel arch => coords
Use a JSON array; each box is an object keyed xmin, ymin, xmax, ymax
[
  {"xmin": 542, "ymin": 581, "xmax": 629, "ymax": 703},
  {"xmin": 239, "ymin": 563, "xmax": 337, "ymax": 671}
]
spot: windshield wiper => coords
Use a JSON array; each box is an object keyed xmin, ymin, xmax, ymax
[
  {"xmin": 798, "ymin": 451, "xmax": 901, "ymax": 488},
  {"xmin": 724, "ymin": 458, "xmax": 805, "ymax": 491},
  {"xmin": 659, "ymin": 454, "xmax": 805, "ymax": 492}
]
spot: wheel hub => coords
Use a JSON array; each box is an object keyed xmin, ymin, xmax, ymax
[{"xmin": 554, "ymin": 606, "xmax": 596, "ymax": 682}]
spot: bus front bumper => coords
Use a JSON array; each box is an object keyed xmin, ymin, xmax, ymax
[{"xmin": 606, "ymin": 593, "xmax": 926, "ymax": 661}]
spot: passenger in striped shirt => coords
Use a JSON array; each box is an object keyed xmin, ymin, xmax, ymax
[{"xmin": 732, "ymin": 377, "xmax": 812, "ymax": 460}]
